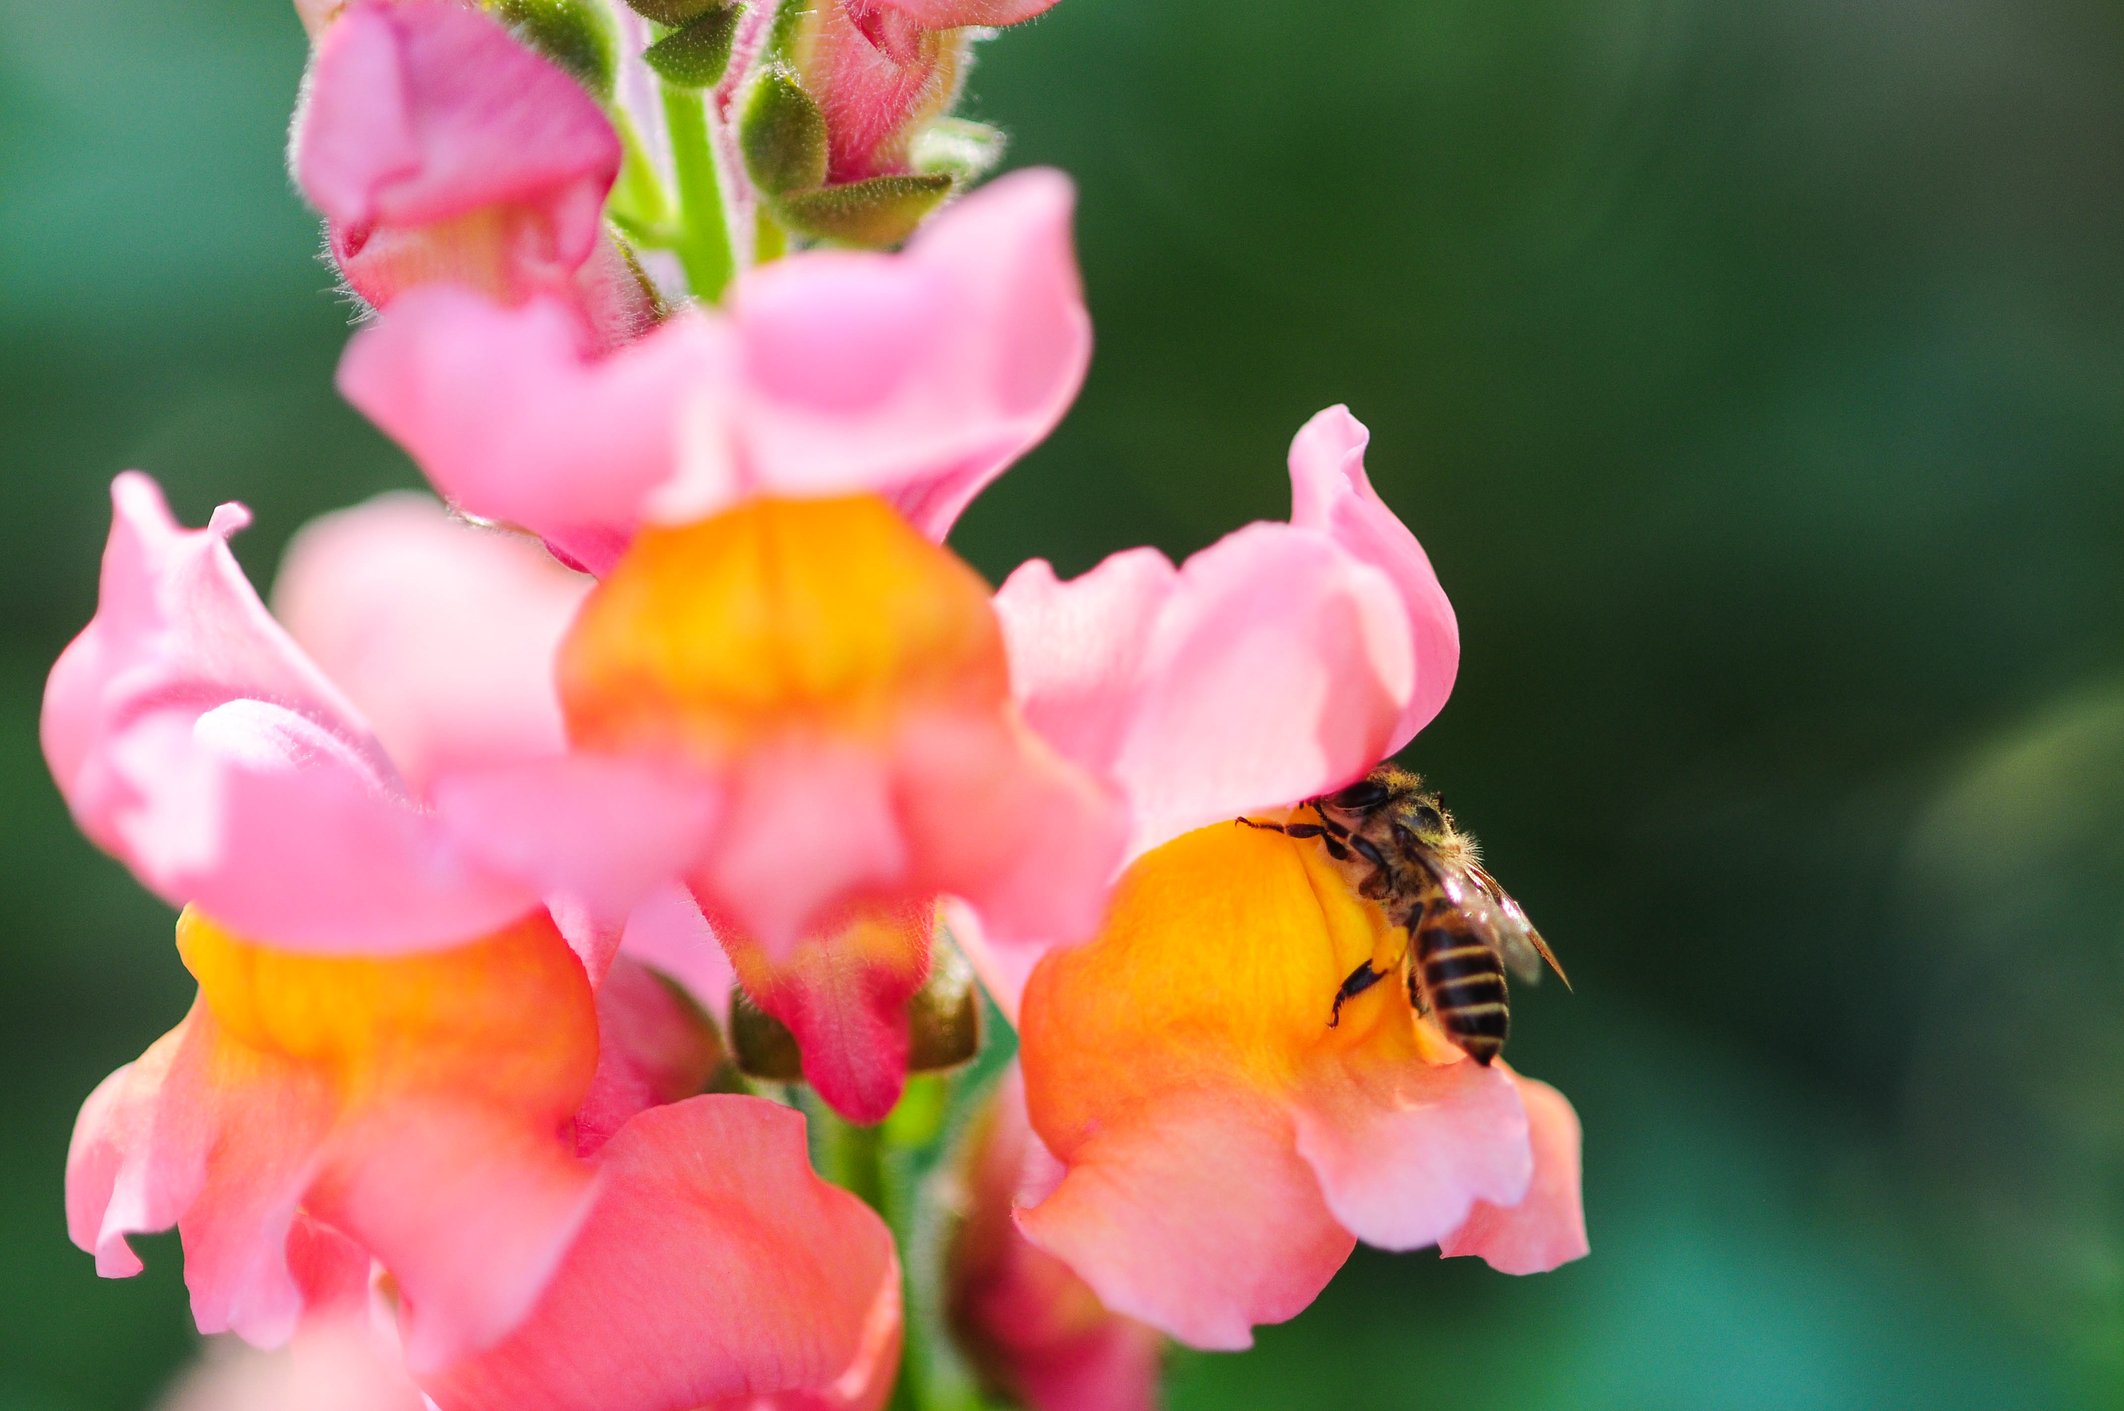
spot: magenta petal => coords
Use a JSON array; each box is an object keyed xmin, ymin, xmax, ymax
[
  {"xmin": 273, "ymin": 492, "xmax": 590, "ymax": 796},
  {"xmin": 427, "ymin": 1097, "xmax": 902, "ymax": 1411},
  {"xmin": 294, "ymin": 1, "xmax": 619, "ymax": 269},
  {"xmin": 1287, "ymin": 405, "xmax": 1460, "ymax": 753},
  {"xmin": 44, "ymin": 474, "xmax": 534, "ymax": 952},
  {"xmin": 1290, "ymin": 1051, "xmax": 1533, "ymax": 1252},
  {"xmin": 337, "ymin": 289, "xmax": 730, "ymax": 573},
  {"xmin": 1015, "ymin": 1092, "xmax": 1354, "ymax": 1351},
  {"xmin": 1438, "ymin": 1072, "xmax": 1589, "ymax": 1274},
  {"xmin": 865, "ymin": 0, "xmax": 1061, "ymax": 28}
]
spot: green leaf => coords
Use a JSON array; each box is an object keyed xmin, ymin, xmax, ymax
[
  {"xmin": 618, "ymin": 0, "xmax": 726, "ymax": 27},
  {"xmin": 739, "ymin": 67, "xmax": 830, "ymax": 197},
  {"xmin": 777, "ymin": 174, "xmax": 955, "ymax": 247},
  {"xmin": 488, "ymin": 0, "xmax": 618, "ymax": 99},
  {"xmin": 643, "ymin": 5, "xmax": 742, "ymax": 88}
]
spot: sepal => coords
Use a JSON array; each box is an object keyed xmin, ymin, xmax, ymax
[
  {"xmin": 619, "ymin": 0, "xmax": 725, "ymax": 26},
  {"xmin": 488, "ymin": 0, "xmax": 617, "ymax": 99},
  {"xmin": 740, "ymin": 66, "xmax": 830, "ymax": 196},
  {"xmin": 778, "ymin": 173, "xmax": 954, "ymax": 246},
  {"xmin": 643, "ymin": 5, "xmax": 742, "ymax": 87}
]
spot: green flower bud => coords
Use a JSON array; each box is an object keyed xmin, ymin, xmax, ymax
[
  {"xmin": 487, "ymin": 0, "xmax": 617, "ymax": 100},
  {"xmin": 740, "ymin": 67, "xmax": 831, "ymax": 197},
  {"xmin": 643, "ymin": 5, "xmax": 742, "ymax": 87},
  {"xmin": 620, "ymin": 0, "xmax": 726, "ymax": 28}
]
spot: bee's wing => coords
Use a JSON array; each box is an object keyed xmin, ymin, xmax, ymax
[{"xmin": 1461, "ymin": 861, "xmax": 1569, "ymax": 989}]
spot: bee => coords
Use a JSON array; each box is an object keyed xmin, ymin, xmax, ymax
[{"xmin": 1241, "ymin": 765, "xmax": 1567, "ymax": 1064}]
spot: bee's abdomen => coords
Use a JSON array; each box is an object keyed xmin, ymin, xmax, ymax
[{"xmin": 1417, "ymin": 926, "xmax": 1509, "ymax": 1064}]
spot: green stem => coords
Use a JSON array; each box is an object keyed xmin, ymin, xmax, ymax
[
  {"xmin": 660, "ymin": 80, "xmax": 736, "ymax": 301},
  {"xmin": 605, "ymin": 106, "xmax": 679, "ymax": 246},
  {"xmin": 818, "ymin": 1102, "xmax": 931, "ymax": 1411}
]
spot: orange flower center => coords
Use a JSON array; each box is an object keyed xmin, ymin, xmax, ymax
[
  {"xmin": 178, "ymin": 906, "xmax": 597, "ymax": 1115},
  {"xmin": 557, "ymin": 495, "xmax": 1007, "ymax": 763}
]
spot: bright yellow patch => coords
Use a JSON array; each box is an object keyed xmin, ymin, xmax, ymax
[
  {"xmin": 558, "ymin": 496, "xmax": 1007, "ymax": 761},
  {"xmin": 1021, "ymin": 821, "xmax": 1459, "ymax": 1147},
  {"xmin": 177, "ymin": 907, "xmax": 598, "ymax": 1116}
]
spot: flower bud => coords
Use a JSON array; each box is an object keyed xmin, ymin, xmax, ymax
[
  {"xmin": 642, "ymin": 5, "xmax": 742, "ymax": 87},
  {"xmin": 489, "ymin": 0, "xmax": 619, "ymax": 99}
]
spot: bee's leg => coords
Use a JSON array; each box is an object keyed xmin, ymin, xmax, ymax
[
  {"xmin": 1405, "ymin": 964, "xmax": 1431, "ymax": 1018},
  {"xmin": 1239, "ymin": 818, "xmax": 1350, "ymax": 860},
  {"xmin": 1328, "ymin": 962, "xmax": 1385, "ymax": 1027},
  {"xmin": 1303, "ymin": 804, "xmax": 1351, "ymax": 840}
]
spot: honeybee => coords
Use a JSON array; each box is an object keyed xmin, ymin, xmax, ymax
[{"xmin": 1242, "ymin": 765, "xmax": 1567, "ymax": 1064}]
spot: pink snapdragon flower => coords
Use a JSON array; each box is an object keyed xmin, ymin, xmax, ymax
[
  {"xmin": 55, "ymin": 484, "xmax": 905, "ymax": 1398},
  {"xmin": 336, "ymin": 170, "xmax": 1119, "ymax": 1122},
  {"xmin": 291, "ymin": 0, "xmax": 652, "ymax": 342},
  {"xmin": 975, "ymin": 408, "xmax": 1588, "ymax": 1347}
]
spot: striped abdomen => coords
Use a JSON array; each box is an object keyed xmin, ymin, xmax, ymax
[{"xmin": 1412, "ymin": 912, "xmax": 1509, "ymax": 1064}]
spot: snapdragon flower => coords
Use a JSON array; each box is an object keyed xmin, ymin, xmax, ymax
[{"xmin": 50, "ymin": 480, "xmax": 902, "ymax": 1402}]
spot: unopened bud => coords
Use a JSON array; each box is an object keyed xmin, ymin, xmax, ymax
[
  {"xmin": 644, "ymin": 4, "xmax": 742, "ymax": 87},
  {"xmin": 906, "ymin": 923, "xmax": 981, "ymax": 1073},
  {"xmin": 488, "ymin": 0, "xmax": 618, "ymax": 99},
  {"xmin": 740, "ymin": 67, "xmax": 831, "ymax": 196}
]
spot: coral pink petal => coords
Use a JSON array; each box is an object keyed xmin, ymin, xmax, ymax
[
  {"xmin": 339, "ymin": 290, "xmax": 730, "ymax": 574},
  {"xmin": 893, "ymin": 711, "xmax": 1127, "ymax": 951},
  {"xmin": 735, "ymin": 168, "xmax": 1091, "ymax": 539},
  {"xmin": 43, "ymin": 474, "xmax": 535, "ymax": 952},
  {"xmin": 426, "ymin": 1098, "xmax": 902, "ymax": 1411},
  {"xmin": 431, "ymin": 756, "xmax": 723, "ymax": 927},
  {"xmin": 318, "ymin": 1098, "xmax": 597, "ymax": 1372},
  {"xmin": 573, "ymin": 954, "xmax": 726, "ymax": 1157},
  {"xmin": 1290, "ymin": 1049, "xmax": 1532, "ymax": 1253},
  {"xmin": 1438, "ymin": 1072, "xmax": 1589, "ymax": 1274},
  {"xmin": 999, "ymin": 524, "xmax": 1415, "ymax": 859},
  {"xmin": 294, "ymin": 1, "xmax": 618, "ymax": 267},
  {"xmin": 617, "ymin": 883, "xmax": 735, "ymax": 1022},
  {"xmin": 1015, "ymin": 1092, "xmax": 1353, "ymax": 1351},
  {"xmin": 1287, "ymin": 405, "xmax": 1459, "ymax": 751},
  {"xmin": 991, "ymin": 548, "xmax": 1177, "ymax": 796},
  {"xmin": 273, "ymin": 493, "xmax": 590, "ymax": 795}
]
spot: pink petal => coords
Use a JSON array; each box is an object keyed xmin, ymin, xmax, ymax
[
  {"xmin": 739, "ymin": 168, "xmax": 1091, "ymax": 539},
  {"xmin": 426, "ymin": 1097, "xmax": 902, "ymax": 1411},
  {"xmin": 951, "ymin": 1070, "xmax": 1162, "ymax": 1411},
  {"xmin": 1438, "ymin": 1072, "xmax": 1589, "ymax": 1274},
  {"xmin": 157, "ymin": 1320, "xmax": 428, "ymax": 1411},
  {"xmin": 722, "ymin": 901, "xmax": 934, "ymax": 1125},
  {"xmin": 996, "ymin": 524, "xmax": 1414, "ymax": 858},
  {"xmin": 337, "ymin": 289, "xmax": 731, "ymax": 577},
  {"xmin": 1289, "ymin": 1048, "xmax": 1533, "ymax": 1253},
  {"xmin": 1014, "ymin": 1091, "xmax": 1353, "ymax": 1351},
  {"xmin": 342, "ymin": 172, "xmax": 1087, "ymax": 557},
  {"xmin": 313, "ymin": 1098, "xmax": 597, "ymax": 1373},
  {"xmin": 1287, "ymin": 405, "xmax": 1459, "ymax": 752},
  {"xmin": 864, "ymin": 0, "xmax": 1060, "ymax": 30},
  {"xmin": 796, "ymin": 0, "xmax": 956, "ymax": 179},
  {"xmin": 573, "ymin": 954, "xmax": 726, "ymax": 1157},
  {"xmin": 430, "ymin": 755, "xmax": 723, "ymax": 929},
  {"xmin": 273, "ymin": 493, "xmax": 591, "ymax": 796},
  {"xmin": 293, "ymin": 1, "xmax": 619, "ymax": 273},
  {"xmin": 617, "ymin": 883, "xmax": 736, "ymax": 1024},
  {"xmin": 43, "ymin": 475, "xmax": 536, "ymax": 952}
]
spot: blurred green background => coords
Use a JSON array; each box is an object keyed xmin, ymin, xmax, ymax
[{"xmin": 4, "ymin": 0, "xmax": 2122, "ymax": 1405}]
